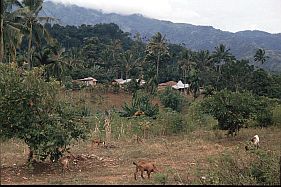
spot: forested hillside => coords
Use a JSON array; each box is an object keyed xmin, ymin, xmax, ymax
[{"xmin": 41, "ymin": 1, "xmax": 281, "ymax": 72}]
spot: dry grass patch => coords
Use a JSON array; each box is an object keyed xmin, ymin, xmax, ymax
[{"xmin": 1, "ymin": 127, "xmax": 280, "ymax": 185}]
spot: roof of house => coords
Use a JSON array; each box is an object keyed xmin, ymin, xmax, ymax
[
  {"xmin": 113, "ymin": 78, "xmax": 144, "ymax": 84},
  {"xmin": 158, "ymin": 81, "xmax": 177, "ymax": 86},
  {"xmin": 172, "ymin": 80, "xmax": 189, "ymax": 89},
  {"xmin": 78, "ymin": 77, "xmax": 97, "ymax": 81}
]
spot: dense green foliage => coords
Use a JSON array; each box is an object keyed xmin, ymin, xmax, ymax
[
  {"xmin": 201, "ymin": 90, "xmax": 277, "ymax": 135},
  {"xmin": 120, "ymin": 90, "xmax": 159, "ymax": 117},
  {"xmin": 0, "ymin": 64, "xmax": 90, "ymax": 161},
  {"xmin": 41, "ymin": 1, "xmax": 281, "ymax": 73},
  {"xmin": 159, "ymin": 87, "xmax": 186, "ymax": 112}
]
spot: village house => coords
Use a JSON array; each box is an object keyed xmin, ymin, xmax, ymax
[
  {"xmin": 172, "ymin": 80, "xmax": 189, "ymax": 90},
  {"xmin": 158, "ymin": 81, "xmax": 177, "ymax": 91},
  {"xmin": 112, "ymin": 78, "xmax": 146, "ymax": 86},
  {"xmin": 77, "ymin": 77, "xmax": 97, "ymax": 86}
]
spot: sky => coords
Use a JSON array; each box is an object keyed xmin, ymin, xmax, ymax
[{"xmin": 50, "ymin": 0, "xmax": 281, "ymax": 34}]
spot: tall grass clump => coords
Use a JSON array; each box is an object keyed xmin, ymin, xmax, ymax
[
  {"xmin": 205, "ymin": 149, "xmax": 280, "ymax": 185},
  {"xmin": 272, "ymin": 104, "xmax": 281, "ymax": 127},
  {"xmin": 186, "ymin": 100, "xmax": 217, "ymax": 131}
]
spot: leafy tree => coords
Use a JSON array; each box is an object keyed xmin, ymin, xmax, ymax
[
  {"xmin": 108, "ymin": 39, "xmax": 123, "ymax": 77},
  {"xmin": 201, "ymin": 90, "xmax": 258, "ymax": 136},
  {"xmin": 0, "ymin": 64, "xmax": 90, "ymax": 162},
  {"xmin": 188, "ymin": 68, "xmax": 201, "ymax": 99},
  {"xmin": 81, "ymin": 37, "xmax": 103, "ymax": 67},
  {"xmin": 219, "ymin": 59, "xmax": 254, "ymax": 92},
  {"xmin": 270, "ymin": 74, "xmax": 281, "ymax": 99},
  {"xmin": 248, "ymin": 69, "xmax": 273, "ymax": 97}
]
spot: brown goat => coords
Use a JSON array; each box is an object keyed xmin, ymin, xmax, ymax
[
  {"xmin": 134, "ymin": 111, "xmax": 145, "ymax": 116},
  {"xmin": 59, "ymin": 152, "xmax": 76, "ymax": 173},
  {"xmin": 133, "ymin": 160, "xmax": 158, "ymax": 180}
]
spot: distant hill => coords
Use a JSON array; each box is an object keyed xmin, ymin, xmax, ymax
[{"xmin": 42, "ymin": 1, "xmax": 281, "ymax": 72}]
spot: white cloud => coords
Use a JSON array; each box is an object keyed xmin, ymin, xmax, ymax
[{"xmin": 49, "ymin": 0, "xmax": 281, "ymax": 33}]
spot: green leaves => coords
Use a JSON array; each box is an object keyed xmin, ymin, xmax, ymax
[
  {"xmin": 120, "ymin": 90, "xmax": 159, "ymax": 117},
  {"xmin": 0, "ymin": 64, "xmax": 90, "ymax": 161},
  {"xmin": 200, "ymin": 89, "xmax": 275, "ymax": 135},
  {"xmin": 159, "ymin": 87, "xmax": 185, "ymax": 112}
]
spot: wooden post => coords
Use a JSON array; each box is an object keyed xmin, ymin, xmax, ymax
[{"xmin": 104, "ymin": 118, "xmax": 111, "ymax": 144}]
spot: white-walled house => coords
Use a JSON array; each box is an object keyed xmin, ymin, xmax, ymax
[
  {"xmin": 172, "ymin": 80, "xmax": 189, "ymax": 90},
  {"xmin": 112, "ymin": 78, "xmax": 145, "ymax": 86},
  {"xmin": 77, "ymin": 77, "xmax": 97, "ymax": 86}
]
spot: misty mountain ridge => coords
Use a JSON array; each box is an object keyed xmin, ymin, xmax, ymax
[{"xmin": 41, "ymin": 1, "xmax": 281, "ymax": 72}]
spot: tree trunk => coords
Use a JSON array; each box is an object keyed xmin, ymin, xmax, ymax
[
  {"xmin": 28, "ymin": 22, "xmax": 33, "ymax": 69},
  {"xmin": 156, "ymin": 53, "xmax": 160, "ymax": 82},
  {"xmin": 0, "ymin": 12, "xmax": 4, "ymax": 63}
]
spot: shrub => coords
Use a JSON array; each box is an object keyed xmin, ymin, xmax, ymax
[
  {"xmin": 112, "ymin": 83, "xmax": 120, "ymax": 94},
  {"xmin": 159, "ymin": 87, "xmax": 186, "ymax": 112},
  {"xmin": 153, "ymin": 173, "xmax": 168, "ymax": 185},
  {"xmin": 123, "ymin": 79, "xmax": 141, "ymax": 94},
  {"xmin": 64, "ymin": 81, "xmax": 73, "ymax": 90},
  {"xmin": 120, "ymin": 90, "xmax": 159, "ymax": 117},
  {"xmin": 154, "ymin": 108, "xmax": 185, "ymax": 135},
  {"xmin": 206, "ymin": 149, "xmax": 280, "ymax": 185},
  {"xmin": 186, "ymin": 101, "xmax": 217, "ymax": 130}
]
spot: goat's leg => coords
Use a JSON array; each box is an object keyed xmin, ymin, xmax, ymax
[
  {"xmin": 147, "ymin": 171, "xmax": 151, "ymax": 179},
  {"xmin": 134, "ymin": 168, "xmax": 139, "ymax": 180},
  {"xmin": 140, "ymin": 169, "xmax": 145, "ymax": 179}
]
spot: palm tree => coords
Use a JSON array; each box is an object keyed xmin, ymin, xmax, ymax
[
  {"xmin": 44, "ymin": 46, "xmax": 71, "ymax": 83},
  {"xmin": 178, "ymin": 50, "xmax": 196, "ymax": 81},
  {"xmin": 194, "ymin": 50, "xmax": 211, "ymax": 71},
  {"xmin": 65, "ymin": 47, "xmax": 84, "ymax": 70},
  {"xmin": 211, "ymin": 44, "xmax": 234, "ymax": 74},
  {"xmin": 97, "ymin": 48, "xmax": 114, "ymax": 73},
  {"xmin": 254, "ymin": 48, "xmax": 269, "ymax": 64},
  {"xmin": 145, "ymin": 32, "xmax": 170, "ymax": 82},
  {"xmin": 108, "ymin": 39, "xmax": 122, "ymax": 77},
  {"xmin": 120, "ymin": 50, "xmax": 142, "ymax": 80},
  {"xmin": 211, "ymin": 44, "xmax": 235, "ymax": 87},
  {"xmin": 21, "ymin": 0, "xmax": 55, "ymax": 69},
  {"xmin": 0, "ymin": 0, "xmax": 26, "ymax": 63}
]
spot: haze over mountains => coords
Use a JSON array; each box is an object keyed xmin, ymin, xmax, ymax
[{"xmin": 42, "ymin": 1, "xmax": 281, "ymax": 72}]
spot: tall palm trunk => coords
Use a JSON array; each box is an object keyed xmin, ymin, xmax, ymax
[
  {"xmin": 156, "ymin": 53, "xmax": 160, "ymax": 82},
  {"xmin": 28, "ymin": 22, "xmax": 33, "ymax": 69},
  {"xmin": 0, "ymin": 5, "xmax": 4, "ymax": 63}
]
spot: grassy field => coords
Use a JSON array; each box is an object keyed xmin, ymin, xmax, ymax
[{"xmin": 1, "ymin": 90, "xmax": 280, "ymax": 185}]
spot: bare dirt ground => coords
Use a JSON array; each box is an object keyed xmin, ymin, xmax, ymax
[{"xmin": 1, "ymin": 127, "xmax": 280, "ymax": 185}]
